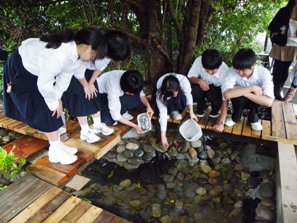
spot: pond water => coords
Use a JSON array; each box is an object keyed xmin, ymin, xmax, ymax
[{"xmin": 74, "ymin": 132, "xmax": 277, "ymax": 223}]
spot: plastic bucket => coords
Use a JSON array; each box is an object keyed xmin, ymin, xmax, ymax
[
  {"xmin": 179, "ymin": 119, "xmax": 202, "ymax": 142},
  {"xmin": 137, "ymin": 113, "xmax": 152, "ymax": 133}
]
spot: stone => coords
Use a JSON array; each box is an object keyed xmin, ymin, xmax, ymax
[
  {"xmin": 234, "ymin": 201, "xmax": 243, "ymax": 208},
  {"xmin": 123, "ymin": 150, "xmax": 134, "ymax": 158},
  {"xmin": 152, "ymin": 203, "xmax": 161, "ymax": 218},
  {"xmin": 240, "ymin": 172, "xmax": 251, "ymax": 181},
  {"xmin": 195, "ymin": 187, "xmax": 207, "ymax": 195},
  {"xmin": 116, "ymin": 145, "xmax": 126, "ymax": 153},
  {"xmin": 191, "ymin": 140, "xmax": 202, "ymax": 148},
  {"xmin": 255, "ymin": 204, "xmax": 273, "ymax": 221},
  {"xmin": 228, "ymin": 208, "xmax": 242, "ymax": 217},
  {"xmin": 258, "ymin": 182, "xmax": 274, "ymax": 198},
  {"xmin": 142, "ymin": 144, "xmax": 154, "ymax": 153},
  {"xmin": 208, "ymin": 170, "xmax": 220, "ymax": 178},
  {"xmin": 178, "ymin": 142, "xmax": 191, "ymax": 153},
  {"xmin": 119, "ymin": 179, "xmax": 132, "ymax": 188},
  {"xmin": 199, "ymin": 163, "xmax": 211, "ymax": 174},
  {"xmin": 160, "ymin": 215, "xmax": 172, "ymax": 223},
  {"xmin": 126, "ymin": 142, "xmax": 139, "ymax": 150},
  {"xmin": 198, "ymin": 151, "xmax": 208, "ymax": 160},
  {"xmin": 206, "ymin": 149, "xmax": 215, "ymax": 159},
  {"xmin": 129, "ymin": 199, "xmax": 141, "ymax": 209},
  {"xmin": 134, "ymin": 149, "xmax": 144, "ymax": 157},
  {"xmin": 117, "ymin": 153, "xmax": 127, "ymax": 162},
  {"xmin": 163, "ymin": 174, "xmax": 175, "ymax": 183},
  {"xmin": 127, "ymin": 157, "xmax": 143, "ymax": 166},
  {"xmin": 189, "ymin": 148, "xmax": 198, "ymax": 159},
  {"xmin": 209, "ymin": 185, "xmax": 223, "ymax": 197},
  {"xmin": 261, "ymin": 198, "xmax": 275, "ymax": 208}
]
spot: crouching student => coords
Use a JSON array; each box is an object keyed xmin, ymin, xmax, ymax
[
  {"xmin": 187, "ymin": 49, "xmax": 229, "ymax": 132},
  {"xmin": 97, "ymin": 70, "xmax": 154, "ymax": 133},
  {"xmin": 63, "ymin": 31, "xmax": 130, "ymax": 144},
  {"xmin": 156, "ymin": 73, "xmax": 198, "ymax": 149},
  {"xmin": 222, "ymin": 48, "xmax": 274, "ymax": 131}
]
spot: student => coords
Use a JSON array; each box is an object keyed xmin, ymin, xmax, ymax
[
  {"xmin": 284, "ymin": 67, "xmax": 297, "ymax": 102},
  {"xmin": 156, "ymin": 73, "xmax": 198, "ymax": 149},
  {"xmin": 188, "ymin": 49, "xmax": 229, "ymax": 132},
  {"xmin": 3, "ymin": 28, "xmax": 107, "ymax": 165},
  {"xmin": 97, "ymin": 70, "xmax": 154, "ymax": 133},
  {"xmin": 63, "ymin": 31, "xmax": 130, "ymax": 143},
  {"xmin": 222, "ymin": 49, "xmax": 274, "ymax": 131}
]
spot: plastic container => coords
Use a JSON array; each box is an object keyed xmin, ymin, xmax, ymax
[
  {"xmin": 137, "ymin": 113, "xmax": 152, "ymax": 133},
  {"xmin": 179, "ymin": 119, "xmax": 202, "ymax": 142}
]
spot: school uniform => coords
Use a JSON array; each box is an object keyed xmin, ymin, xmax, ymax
[
  {"xmin": 96, "ymin": 70, "xmax": 145, "ymax": 125},
  {"xmin": 3, "ymin": 38, "xmax": 85, "ymax": 132},
  {"xmin": 62, "ymin": 58, "xmax": 111, "ymax": 117},
  {"xmin": 187, "ymin": 56, "xmax": 229, "ymax": 115},
  {"xmin": 221, "ymin": 65, "xmax": 274, "ymax": 123},
  {"xmin": 156, "ymin": 73, "xmax": 193, "ymax": 132}
]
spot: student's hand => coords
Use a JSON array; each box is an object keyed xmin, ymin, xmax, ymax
[
  {"xmin": 88, "ymin": 83, "xmax": 98, "ymax": 99},
  {"xmin": 190, "ymin": 112, "xmax": 198, "ymax": 122},
  {"xmin": 213, "ymin": 123, "xmax": 224, "ymax": 133},
  {"xmin": 161, "ymin": 134, "xmax": 169, "ymax": 149},
  {"xmin": 83, "ymin": 85, "xmax": 93, "ymax": 100},
  {"xmin": 134, "ymin": 125, "xmax": 144, "ymax": 134},
  {"xmin": 198, "ymin": 79, "xmax": 210, "ymax": 91},
  {"xmin": 52, "ymin": 100, "xmax": 63, "ymax": 118},
  {"xmin": 251, "ymin": 86, "xmax": 263, "ymax": 96},
  {"xmin": 146, "ymin": 106, "xmax": 154, "ymax": 119}
]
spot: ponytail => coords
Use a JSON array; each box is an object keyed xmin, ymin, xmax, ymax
[{"xmin": 40, "ymin": 29, "xmax": 76, "ymax": 49}]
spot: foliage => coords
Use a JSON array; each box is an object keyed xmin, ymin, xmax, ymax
[{"xmin": 0, "ymin": 147, "xmax": 26, "ymax": 182}]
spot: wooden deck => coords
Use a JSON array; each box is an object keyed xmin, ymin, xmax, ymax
[{"xmin": 0, "ymin": 174, "xmax": 131, "ymax": 223}]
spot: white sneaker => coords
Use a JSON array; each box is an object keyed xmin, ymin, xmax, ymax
[
  {"xmin": 48, "ymin": 146, "xmax": 77, "ymax": 165},
  {"xmin": 60, "ymin": 143, "xmax": 78, "ymax": 155},
  {"xmin": 93, "ymin": 123, "xmax": 114, "ymax": 136},
  {"xmin": 58, "ymin": 127, "xmax": 67, "ymax": 135},
  {"xmin": 251, "ymin": 121, "xmax": 263, "ymax": 131},
  {"xmin": 171, "ymin": 111, "xmax": 182, "ymax": 120},
  {"xmin": 225, "ymin": 117, "xmax": 235, "ymax": 127},
  {"xmin": 209, "ymin": 113, "xmax": 220, "ymax": 118},
  {"xmin": 122, "ymin": 112, "xmax": 134, "ymax": 121},
  {"xmin": 80, "ymin": 130, "xmax": 100, "ymax": 143}
]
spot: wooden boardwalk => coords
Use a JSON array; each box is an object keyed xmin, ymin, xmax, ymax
[{"xmin": 0, "ymin": 174, "xmax": 131, "ymax": 223}]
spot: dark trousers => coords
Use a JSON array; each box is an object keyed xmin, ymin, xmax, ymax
[
  {"xmin": 231, "ymin": 96, "xmax": 259, "ymax": 123},
  {"xmin": 191, "ymin": 84, "xmax": 222, "ymax": 115},
  {"xmin": 167, "ymin": 95, "xmax": 187, "ymax": 114},
  {"xmin": 99, "ymin": 93, "xmax": 142, "ymax": 125},
  {"xmin": 272, "ymin": 59, "xmax": 292, "ymax": 87}
]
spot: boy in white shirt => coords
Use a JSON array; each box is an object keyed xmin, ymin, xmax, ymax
[{"xmin": 222, "ymin": 49, "xmax": 274, "ymax": 131}]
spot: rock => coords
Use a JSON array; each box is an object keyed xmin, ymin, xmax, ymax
[
  {"xmin": 195, "ymin": 187, "xmax": 207, "ymax": 195},
  {"xmin": 123, "ymin": 163, "xmax": 138, "ymax": 170},
  {"xmin": 261, "ymin": 198, "xmax": 275, "ymax": 208},
  {"xmin": 119, "ymin": 179, "xmax": 132, "ymax": 188},
  {"xmin": 198, "ymin": 151, "xmax": 208, "ymax": 160},
  {"xmin": 126, "ymin": 142, "xmax": 139, "ymax": 150},
  {"xmin": 123, "ymin": 150, "xmax": 134, "ymax": 158},
  {"xmin": 163, "ymin": 175, "xmax": 175, "ymax": 183},
  {"xmin": 0, "ymin": 129, "xmax": 8, "ymax": 137},
  {"xmin": 152, "ymin": 203, "xmax": 161, "ymax": 218},
  {"xmin": 127, "ymin": 157, "xmax": 143, "ymax": 166},
  {"xmin": 234, "ymin": 164, "xmax": 243, "ymax": 171},
  {"xmin": 191, "ymin": 140, "xmax": 202, "ymax": 148},
  {"xmin": 221, "ymin": 157, "xmax": 231, "ymax": 165},
  {"xmin": 234, "ymin": 201, "xmax": 243, "ymax": 208},
  {"xmin": 199, "ymin": 163, "xmax": 211, "ymax": 174},
  {"xmin": 167, "ymin": 146, "xmax": 178, "ymax": 157},
  {"xmin": 189, "ymin": 148, "xmax": 198, "ymax": 159},
  {"xmin": 176, "ymin": 172, "xmax": 185, "ymax": 181},
  {"xmin": 255, "ymin": 204, "xmax": 273, "ymax": 221},
  {"xmin": 160, "ymin": 215, "xmax": 172, "ymax": 223},
  {"xmin": 208, "ymin": 170, "xmax": 220, "ymax": 178},
  {"xmin": 143, "ymin": 144, "xmax": 154, "ymax": 153},
  {"xmin": 247, "ymin": 176, "xmax": 260, "ymax": 188},
  {"xmin": 240, "ymin": 172, "xmax": 250, "ymax": 181},
  {"xmin": 228, "ymin": 208, "xmax": 242, "ymax": 217},
  {"xmin": 206, "ymin": 149, "xmax": 215, "ymax": 159},
  {"xmin": 107, "ymin": 151, "xmax": 117, "ymax": 158},
  {"xmin": 129, "ymin": 200, "xmax": 141, "ymax": 209},
  {"xmin": 258, "ymin": 182, "xmax": 274, "ymax": 198},
  {"xmin": 116, "ymin": 145, "xmax": 126, "ymax": 153},
  {"xmin": 117, "ymin": 153, "xmax": 127, "ymax": 162},
  {"xmin": 183, "ymin": 184, "xmax": 196, "ymax": 198},
  {"xmin": 166, "ymin": 182, "xmax": 176, "ymax": 189},
  {"xmin": 134, "ymin": 149, "xmax": 144, "ymax": 157},
  {"xmin": 209, "ymin": 185, "xmax": 223, "ymax": 197},
  {"xmin": 2, "ymin": 135, "xmax": 10, "ymax": 142},
  {"xmin": 175, "ymin": 200, "xmax": 183, "ymax": 210},
  {"xmin": 208, "ymin": 178, "xmax": 218, "ymax": 185}
]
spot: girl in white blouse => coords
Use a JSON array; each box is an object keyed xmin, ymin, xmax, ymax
[{"xmin": 3, "ymin": 28, "xmax": 107, "ymax": 165}]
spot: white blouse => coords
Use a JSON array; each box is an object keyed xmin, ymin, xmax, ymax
[{"xmin": 19, "ymin": 38, "xmax": 86, "ymax": 111}]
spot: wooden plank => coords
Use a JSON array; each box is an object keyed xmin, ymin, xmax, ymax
[
  {"xmin": 7, "ymin": 120, "xmax": 25, "ymax": 131},
  {"xmin": 9, "ymin": 187, "xmax": 62, "ymax": 223},
  {"xmin": 93, "ymin": 211, "xmax": 115, "ymax": 223},
  {"xmin": 276, "ymin": 142, "xmax": 297, "ymax": 223},
  {"xmin": 60, "ymin": 200, "xmax": 92, "ymax": 223},
  {"xmin": 250, "ymin": 120, "xmax": 262, "ymax": 139},
  {"xmin": 0, "ymin": 117, "xmax": 13, "ymax": 127},
  {"xmin": 205, "ymin": 117, "xmax": 216, "ymax": 130},
  {"xmin": 26, "ymin": 164, "xmax": 68, "ymax": 187},
  {"xmin": 282, "ymin": 102, "xmax": 297, "ymax": 140},
  {"xmin": 2, "ymin": 118, "xmax": 17, "ymax": 129},
  {"xmin": 75, "ymin": 206, "xmax": 103, "ymax": 223},
  {"xmin": 241, "ymin": 117, "xmax": 252, "ymax": 137},
  {"xmin": 261, "ymin": 120, "xmax": 271, "ymax": 139},
  {"xmin": 25, "ymin": 191, "xmax": 70, "ymax": 223},
  {"xmin": 30, "ymin": 156, "xmax": 79, "ymax": 177},
  {"xmin": 95, "ymin": 134, "xmax": 121, "ymax": 159},
  {"xmin": 232, "ymin": 116, "xmax": 244, "ymax": 136},
  {"xmin": 0, "ymin": 174, "xmax": 52, "ymax": 222},
  {"xmin": 43, "ymin": 196, "xmax": 81, "ymax": 223},
  {"xmin": 110, "ymin": 216, "xmax": 131, "ymax": 223},
  {"xmin": 293, "ymin": 103, "xmax": 297, "ymax": 118},
  {"xmin": 271, "ymin": 101, "xmax": 286, "ymax": 138}
]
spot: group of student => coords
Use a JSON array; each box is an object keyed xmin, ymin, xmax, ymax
[{"xmin": 3, "ymin": 27, "xmax": 274, "ymax": 166}]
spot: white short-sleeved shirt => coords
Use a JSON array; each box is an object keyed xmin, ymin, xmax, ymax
[
  {"xmin": 19, "ymin": 38, "xmax": 85, "ymax": 111},
  {"xmin": 287, "ymin": 19, "xmax": 297, "ymax": 47},
  {"xmin": 96, "ymin": 70, "xmax": 145, "ymax": 121},
  {"xmin": 221, "ymin": 65, "xmax": 275, "ymax": 100},
  {"xmin": 187, "ymin": 56, "xmax": 229, "ymax": 86},
  {"xmin": 156, "ymin": 73, "xmax": 193, "ymax": 132},
  {"xmin": 85, "ymin": 57, "xmax": 111, "ymax": 72}
]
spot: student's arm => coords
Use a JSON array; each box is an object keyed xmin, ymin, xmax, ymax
[
  {"xmin": 188, "ymin": 104, "xmax": 198, "ymax": 121},
  {"xmin": 87, "ymin": 70, "xmax": 102, "ymax": 98},
  {"xmin": 213, "ymin": 100, "xmax": 228, "ymax": 133},
  {"xmin": 243, "ymin": 92, "xmax": 274, "ymax": 107},
  {"xmin": 156, "ymin": 94, "xmax": 169, "ymax": 149},
  {"xmin": 118, "ymin": 117, "xmax": 143, "ymax": 134},
  {"xmin": 189, "ymin": 77, "xmax": 210, "ymax": 91},
  {"xmin": 78, "ymin": 78, "xmax": 93, "ymax": 100},
  {"xmin": 140, "ymin": 95, "xmax": 154, "ymax": 118},
  {"xmin": 223, "ymin": 86, "xmax": 260, "ymax": 100}
]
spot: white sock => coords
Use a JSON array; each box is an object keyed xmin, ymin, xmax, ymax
[
  {"xmin": 81, "ymin": 124, "xmax": 89, "ymax": 134},
  {"xmin": 93, "ymin": 117, "xmax": 101, "ymax": 127},
  {"xmin": 49, "ymin": 140, "xmax": 61, "ymax": 152}
]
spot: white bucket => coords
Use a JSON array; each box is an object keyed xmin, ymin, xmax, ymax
[{"xmin": 179, "ymin": 119, "xmax": 202, "ymax": 142}]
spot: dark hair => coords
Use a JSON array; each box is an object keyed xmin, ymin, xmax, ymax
[
  {"xmin": 40, "ymin": 28, "xmax": 107, "ymax": 59},
  {"xmin": 232, "ymin": 48, "xmax": 256, "ymax": 70},
  {"xmin": 105, "ymin": 30, "xmax": 130, "ymax": 60},
  {"xmin": 201, "ymin": 49, "xmax": 222, "ymax": 69},
  {"xmin": 158, "ymin": 75, "xmax": 181, "ymax": 106},
  {"xmin": 120, "ymin": 70, "xmax": 143, "ymax": 94},
  {"xmin": 287, "ymin": 0, "xmax": 297, "ymax": 9}
]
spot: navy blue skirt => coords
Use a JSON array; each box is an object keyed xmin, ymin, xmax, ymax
[
  {"xmin": 3, "ymin": 49, "xmax": 64, "ymax": 132},
  {"xmin": 62, "ymin": 69, "xmax": 101, "ymax": 117}
]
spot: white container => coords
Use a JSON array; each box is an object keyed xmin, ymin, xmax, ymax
[
  {"xmin": 179, "ymin": 119, "xmax": 202, "ymax": 142},
  {"xmin": 137, "ymin": 113, "xmax": 152, "ymax": 133}
]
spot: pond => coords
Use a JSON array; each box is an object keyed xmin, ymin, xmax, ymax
[{"xmin": 72, "ymin": 130, "xmax": 277, "ymax": 223}]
